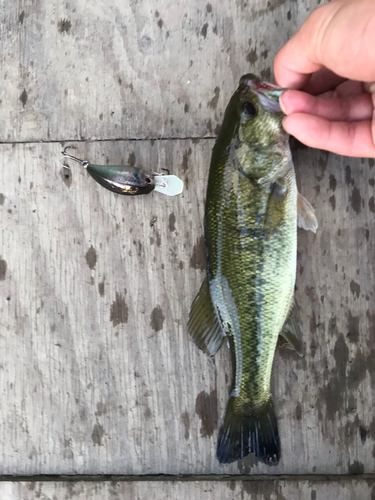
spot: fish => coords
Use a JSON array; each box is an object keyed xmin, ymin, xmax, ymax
[{"xmin": 188, "ymin": 74, "xmax": 317, "ymax": 466}]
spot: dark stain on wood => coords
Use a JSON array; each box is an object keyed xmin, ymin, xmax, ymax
[
  {"xmin": 333, "ymin": 334, "xmax": 349, "ymax": 378},
  {"xmin": 180, "ymin": 412, "xmax": 190, "ymax": 439},
  {"xmin": 350, "ymin": 280, "xmax": 361, "ymax": 299},
  {"xmin": 20, "ymin": 89, "xmax": 28, "ymax": 107},
  {"xmin": 348, "ymin": 350, "xmax": 367, "ymax": 390},
  {"xmin": 19, "ymin": 10, "xmax": 25, "ymax": 24},
  {"xmin": 110, "ymin": 293, "xmax": 129, "ymax": 326},
  {"xmin": 169, "ymin": 213, "xmax": 176, "ymax": 232},
  {"xmin": 0, "ymin": 193, "xmax": 4, "ymax": 205},
  {"xmin": 128, "ymin": 152, "xmax": 136, "ymax": 167},
  {"xmin": 208, "ymin": 86, "xmax": 220, "ymax": 109},
  {"xmin": 85, "ymin": 246, "xmax": 97, "ymax": 270},
  {"xmin": 260, "ymin": 67, "xmax": 271, "ymax": 81},
  {"xmin": 319, "ymin": 378, "xmax": 343, "ymax": 423},
  {"xmin": 351, "ymin": 187, "xmax": 362, "ymax": 214},
  {"xmin": 200, "ymin": 22, "xmax": 208, "ymax": 38},
  {"xmin": 347, "ymin": 310, "xmax": 359, "ymax": 343},
  {"xmin": 246, "ymin": 48, "xmax": 258, "ymax": 64},
  {"xmin": 95, "ymin": 403, "xmax": 107, "ymax": 416},
  {"xmin": 360, "ymin": 425, "xmax": 369, "ymax": 443},
  {"xmin": 190, "ymin": 235, "xmax": 206, "ymax": 271},
  {"xmin": 295, "ymin": 402, "xmax": 302, "ymax": 420},
  {"xmin": 366, "ymin": 310, "xmax": 375, "ymax": 351},
  {"xmin": 309, "ymin": 311, "xmax": 317, "ymax": 334},
  {"xmin": 345, "ymin": 165, "xmax": 354, "ymax": 186},
  {"xmin": 347, "ymin": 459, "xmax": 364, "ymax": 475},
  {"xmin": 242, "ymin": 480, "xmax": 281, "ymax": 498},
  {"xmin": 369, "ymin": 196, "xmax": 375, "ymax": 213},
  {"xmin": 329, "ymin": 173, "xmax": 337, "ymax": 191},
  {"xmin": 60, "ymin": 166, "xmax": 72, "ymax": 188},
  {"xmin": 0, "ymin": 258, "xmax": 7, "ymax": 281},
  {"xmin": 182, "ymin": 147, "xmax": 192, "ymax": 172},
  {"xmin": 58, "ymin": 18, "xmax": 71, "ymax": 34},
  {"xmin": 329, "ymin": 195, "xmax": 336, "ymax": 211},
  {"xmin": 91, "ymin": 423, "xmax": 105, "ymax": 446},
  {"xmin": 150, "ymin": 306, "xmax": 165, "ymax": 332},
  {"xmin": 98, "ymin": 280, "xmax": 105, "ymax": 296},
  {"xmin": 227, "ymin": 480, "xmax": 236, "ymax": 491},
  {"xmin": 195, "ymin": 389, "xmax": 218, "ymax": 437}
]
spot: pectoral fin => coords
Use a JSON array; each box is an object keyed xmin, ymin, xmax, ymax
[
  {"xmin": 188, "ymin": 277, "xmax": 225, "ymax": 356},
  {"xmin": 297, "ymin": 193, "xmax": 318, "ymax": 233},
  {"xmin": 280, "ymin": 298, "xmax": 304, "ymax": 357}
]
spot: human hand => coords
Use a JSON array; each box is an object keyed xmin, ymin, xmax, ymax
[{"xmin": 273, "ymin": 0, "xmax": 375, "ymax": 157}]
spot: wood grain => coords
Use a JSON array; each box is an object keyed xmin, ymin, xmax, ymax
[
  {"xmin": 0, "ymin": 479, "xmax": 374, "ymax": 500},
  {"xmin": 1, "ymin": 140, "xmax": 375, "ymax": 475},
  {"xmin": 1, "ymin": 0, "xmax": 321, "ymax": 142}
]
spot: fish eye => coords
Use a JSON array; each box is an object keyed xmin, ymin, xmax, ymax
[
  {"xmin": 145, "ymin": 176, "xmax": 152, "ymax": 184},
  {"xmin": 242, "ymin": 101, "xmax": 257, "ymax": 119}
]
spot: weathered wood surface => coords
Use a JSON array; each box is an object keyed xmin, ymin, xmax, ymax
[
  {"xmin": 1, "ymin": 0, "xmax": 375, "ymax": 483},
  {"xmin": 2, "ymin": 0, "xmax": 320, "ymax": 142},
  {"xmin": 1, "ymin": 140, "xmax": 375, "ymax": 476},
  {"xmin": 1, "ymin": 479, "xmax": 375, "ymax": 500}
]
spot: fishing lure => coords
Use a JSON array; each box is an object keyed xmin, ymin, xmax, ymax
[{"xmin": 60, "ymin": 146, "xmax": 183, "ymax": 196}]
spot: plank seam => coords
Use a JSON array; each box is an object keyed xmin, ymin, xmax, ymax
[
  {"xmin": 0, "ymin": 474, "xmax": 373, "ymax": 483},
  {"xmin": 0, "ymin": 137, "xmax": 216, "ymax": 146}
]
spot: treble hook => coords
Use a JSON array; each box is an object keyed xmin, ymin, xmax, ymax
[
  {"xmin": 60, "ymin": 146, "xmax": 89, "ymax": 170},
  {"xmin": 153, "ymin": 167, "xmax": 170, "ymax": 176}
]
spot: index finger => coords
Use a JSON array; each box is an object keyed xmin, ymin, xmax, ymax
[{"xmin": 274, "ymin": 2, "xmax": 340, "ymax": 88}]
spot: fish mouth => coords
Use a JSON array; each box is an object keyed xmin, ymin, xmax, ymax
[{"xmin": 240, "ymin": 74, "xmax": 285, "ymax": 113}]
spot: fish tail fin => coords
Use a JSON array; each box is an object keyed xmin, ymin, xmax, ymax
[{"xmin": 216, "ymin": 395, "xmax": 280, "ymax": 466}]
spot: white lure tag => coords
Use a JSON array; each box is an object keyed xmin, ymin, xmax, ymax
[{"xmin": 154, "ymin": 175, "xmax": 184, "ymax": 196}]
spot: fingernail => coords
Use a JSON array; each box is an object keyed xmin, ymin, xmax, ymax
[
  {"xmin": 282, "ymin": 116, "xmax": 291, "ymax": 134},
  {"xmin": 279, "ymin": 92, "xmax": 288, "ymax": 114}
]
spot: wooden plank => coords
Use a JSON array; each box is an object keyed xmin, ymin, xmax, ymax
[
  {"xmin": 1, "ymin": 140, "xmax": 375, "ymax": 475},
  {"xmin": 1, "ymin": 0, "xmax": 322, "ymax": 142},
  {"xmin": 0, "ymin": 479, "xmax": 374, "ymax": 500}
]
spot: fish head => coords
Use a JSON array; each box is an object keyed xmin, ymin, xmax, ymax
[
  {"xmin": 236, "ymin": 74, "xmax": 287, "ymax": 148},
  {"xmin": 217, "ymin": 74, "xmax": 290, "ymax": 181}
]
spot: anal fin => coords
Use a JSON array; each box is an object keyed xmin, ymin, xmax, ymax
[
  {"xmin": 188, "ymin": 277, "xmax": 225, "ymax": 356},
  {"xmin": 279, "ymin": 297, "xmax": 304, "ymax": 357}
]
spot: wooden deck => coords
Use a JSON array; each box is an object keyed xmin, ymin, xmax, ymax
[{"xmin": 1, "ymin": 0, "xmax": 374, "ymax": 497}]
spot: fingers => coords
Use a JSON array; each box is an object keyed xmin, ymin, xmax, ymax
[
  {"xmin": 283, "ymin": 113, "xmax": 375, "ymax": 157},
  {"xmin": 301, "ymin": 68, "xmax": 346, "ymax": 95},
  {"xmin": 274, "ymin": 3, "xmax": 341, "ymax": 88},
  {"xmin": 274, "ymin": 0, "xmax": 375, "ymax": 89},
  {"xmin": 280, "ymin": 90, "xmax": 374, "ymax": 122}
]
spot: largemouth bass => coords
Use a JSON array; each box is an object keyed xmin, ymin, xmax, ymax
[{"xmin": 189, "ymin": 74, "xmax": 317, "ymax": 466}]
